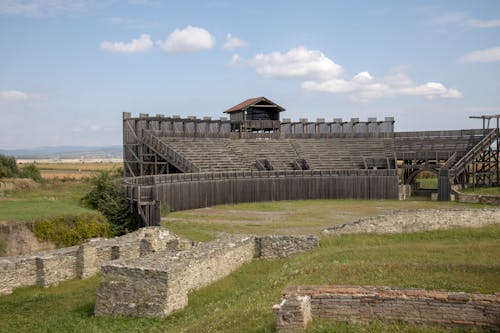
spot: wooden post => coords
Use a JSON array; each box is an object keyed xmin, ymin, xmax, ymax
[{"xmin": 437, "ymin": 168, "xmax": 451, "ymax": 201}]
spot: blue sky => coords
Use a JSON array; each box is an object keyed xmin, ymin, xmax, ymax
[{"xmin": 1, "ymin": 0, "xmax": 499, "ymax": 149}]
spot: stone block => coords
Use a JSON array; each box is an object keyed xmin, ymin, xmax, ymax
[
  {"xmin": 35, "ymin": 247, "xmax": 78, "ymax": 287},
  {"xmin": 257, "ymin": 235, "xmax": 319, "ymax": 259},
  {"xmin": 95, "ymin": 235, "xmax": 257, "ymax": 317},
  {"xmin": 77, "ymin": 243, "xmax": 98, "ymax": 279},
  {"xmin": 275, "ymin": 285, "xmax": 500, "ymax": 331}
]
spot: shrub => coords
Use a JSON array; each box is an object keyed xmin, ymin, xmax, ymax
[
  {"xmin": 0, "ymin": 154, "xmax": 42, "ymax": 182},
  {"xmin": 31, "ymin": 212, "xmax": 111, "ymax": 247},
  {"xmin": 19, "ymin": 164, "xmax": 43, "ymax": 182},
  {"xmin": 0, "ymin": 154, "xmax": 19, "ymax": 178},
  {"xmin": 81, "ymin": 171, "xmax": 137, "ymax": 236}
]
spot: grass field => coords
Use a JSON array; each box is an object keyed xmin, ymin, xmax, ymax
[
  {"xmin": 162, "ymin": 199, "xmax": 482, "ymax": 241},
  {"xmin": 33, "ymin": 162, "xmax": 121, "ymax": 180},
  {"xmin": 0, "ymin": 178, "xmax": 498, "ymax": 332},
  {"xmin": 464, "ymin": 186, "xmax": 500, "ymax": 196},
  {"xmin": 1, "ymin": 224, "xmax": 498, "ymax": 333},
  {"xmin": 0, "ymin": 180, "xmax": 92, "ymax": 222},
  {"xmin": 415, "ymin": 177, "xmax": 438, "ymax": 189},
  {"xmin": 1, "ymin": 162, "xmax": 120, "ymax": 221}
]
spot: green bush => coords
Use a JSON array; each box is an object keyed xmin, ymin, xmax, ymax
[
  {"xmin": 0, "ymin": 154, "xmax": 42, "ymax": 182},
  {"xmin": 31, "ymin": 212, "xmax": 111, "ymax": 247},
  {"xmin": 0, "ymin": 154, "xmax": 19, "ymax": 178},
  {"xmin": 81, "ymin": 171, "xmax": 137, "ymax": 236},
  {"xmin": 19, "ymin": 164, "xmax": 43, "ymax": 182}
]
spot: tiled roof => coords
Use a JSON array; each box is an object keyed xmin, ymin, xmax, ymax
[{"xmin": 224, "ymin": 97, "xmax": 285, "ymax": 113}]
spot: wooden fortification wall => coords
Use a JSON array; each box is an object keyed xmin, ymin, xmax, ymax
[{"xmin": 125, "ymin": 170, "xmax": 399, "ymax": 221}]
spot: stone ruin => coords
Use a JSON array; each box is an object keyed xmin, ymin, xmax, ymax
[
  {"xmin": 4, "ymin": 207, "xmax": 499, "ymax": 330},
  {"xmin": 0, "ymin": 226, "xmax": 319, "ymax": 318},
  {"xmin": 322, "ymin": 208, "xmax": 500, "ymax": 235},
  {"xmin": 273, "ymin": 285, "xmax": 500, "ymax": 331},
  {"xmin": 94, "ymin": 234, "xmax": 319, "ymax": 317},
  {"xmin": 0, "ymin": 227, "xmax": 192, "ymax": 295}
]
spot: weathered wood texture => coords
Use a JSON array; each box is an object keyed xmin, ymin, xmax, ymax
[
  {"xmin": 123, "ymin": 113, "xmax": 396, "ymax": 177},
  {"xmin": 122, "ymin": 113, "xmax": 498, "ymax": 227},
  {"xmin": 149, "ymin": 136, "xmax": 396, "ymax": 173},
  {"xmin": 394, "ymin": 129, "xmax": 487, "ymax": 160},
  {"xmin": 124, "ymin": 170, "xmax": 399, "ymax": 213}
]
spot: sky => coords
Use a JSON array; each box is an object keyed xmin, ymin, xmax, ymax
[{"xmin": 1, "ymin": 0, "xmax": 500, "ymax": 149}]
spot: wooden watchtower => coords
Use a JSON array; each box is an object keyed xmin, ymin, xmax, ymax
[{"xmin": 224, "ymin": 97, "xmax": 285, "ymax": 132}]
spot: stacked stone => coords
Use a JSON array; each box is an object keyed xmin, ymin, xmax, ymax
[
  {"xmin": 455, "ymin": 191, "xmax": 500, "ymax": 205},
  {"xmin": 274, "ymin": 285, "xmax": 500, "ymax": 331},
  {"xmin": 0, "ymin": 226, "xmax": 188, "ymax": 295},
  {"xmin": 0, "ymin": 255, "xmax": 38, "ymax": 294},
  {"xmin": 273, "ymin": 295, "xmax": 312, "ymax": 332},
  {"xmin": 323, "ymin": 208, "xmax": 500, "ymax": 235},
  {"xmin": 94, "ymin": 233, "xmax": 321, "ymax": 318},
  {"xmin": 35, "ymin": 246, "xmax": 80, "ymax": 287},
  {"xmin": 94, "ymin": 235, "xmax": 257, "ymax": 317},
  {"xmin": 257, "ymin": 235, "xmax": 319, "ymax": 259}
]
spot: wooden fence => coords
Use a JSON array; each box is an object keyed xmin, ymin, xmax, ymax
[{"xmin": 124, "ymin": 170, "xmax": 399, "ymax": 224}]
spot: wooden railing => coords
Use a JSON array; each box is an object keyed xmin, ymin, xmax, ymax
[
  {"xmin": 142, "ymin": 130, "xmax": 200, "ymax": 173},
  {"xmin": 240, "ymin": 120, "xmax": 280, "ymax": 129},
  {"xmin": 450, "ymin": 129, "xmax": 498, "ymax": 178},
  {"xmin": 124, "ymin": 169, "xmax": 397, "ymax": 186},
  {"xmin": 394, "ymin": 129, "xmax": 487, "ymax": 138},
  {"xmin": 124, "ymin": 169, "xmax": 399, "ymax": 214}
]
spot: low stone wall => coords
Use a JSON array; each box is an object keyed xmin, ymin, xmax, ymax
[
  {"xmin": 95, "ymin": 235, "xmax": 257, "ymax": 317},
  {"xmin": 455, "ymin": 190, "xmax": 500, "ymax": 205},
  {"xmin": 35, "ymin": 246, "xmax": 79, "ymax": 287},
  {"xmin": 94, "ymin": 234, "xmax": 319, "ymax": 317},
  {"xmin": 257, "ymin": 235, "xmax": 319, "ymax": 259},
  {"xmin": 0, "ymin": 255, "xmax": 39, "ymax": 294},
  {"xmin": 274, "ymin": 285, "xmax": 500, "ymax": 331},
  {"xmin": 323, "ymin": 208, "xmax": 500, "ymax": 235},
  {"xmin": 0, "ymin": 227, "xmax": 188, "ymax": 295}
]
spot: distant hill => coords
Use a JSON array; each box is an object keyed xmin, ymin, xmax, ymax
[{"xmin": 0, "ymin": 146, "xmax": 123, "ymax": 159}]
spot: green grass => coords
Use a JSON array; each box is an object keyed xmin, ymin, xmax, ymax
[
  {"xmin": 0, "ymin": 180, "xmax": 92, "ymax": 222},
  {"xmin": 162, "ymin": 199, "xmax": 484, "ymax": 241},
  {"xmin": 415, "ymin": 177, "xmax": 438, "ymax": 189},
  {"xmin": 1, "ymin": 224, "xmax": 499, "ymax": 333},
  {"xmin": 463, "ymin": 186, "xmax": 500, "ymax": 196}
]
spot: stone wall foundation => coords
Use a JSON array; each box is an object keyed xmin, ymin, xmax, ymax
[
  {"xmin": 94, "ymin": 234, "xmax": 319, "ymax": 318},
  {"xmin": 323, "ymin": 208, "xmax": 500, "ymax": 235},
  {"xmin": 0, "ymin": 227, "xmax": 187, "ymax": 295},
  {"xmin": 274, "ymin": 285, "xmax": 500, "ymax": 331}
]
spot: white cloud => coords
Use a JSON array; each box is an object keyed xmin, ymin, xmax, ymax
[
  {"xmin": 302, "ymin": 72, "xmax": 462, "ymax": 102},
  {"xmin": 229, "ymin": 53, "xmax": 243, "ymax": 65},
  {"xmin": 251, "ymin": 47, "xmax": 343, "ymax": 81},
  {"xmin": 158, "ymin": 25, "xmax": 215, "ymax": 54},
  {"xmin": 0, "ymin": 0, "xmax": 85, "ymax": 17},
  {"xmin": 245, "ymin": 47, "xmax": 461, "ymax": 101},
  {"xmin": 430, "ymin": 11, "xmax": 500, "ymax": 29},
  {"xmin": 100, "ymin": 34, "xmax": 153, "ymax": 54},
  {"xmin": 0, "ymin": 90, "xmax": 28, "ymax": 101},
  {"xmin": 222, "ymin": 33, "xmax": 247, "ymax": 50},
  {"xmin": 466, "ymin": 18, "xmax": 500, "ymax": 29},
  {"xmin": 459, "ymin": 46, "xmax": 500, "ymax": 63}
]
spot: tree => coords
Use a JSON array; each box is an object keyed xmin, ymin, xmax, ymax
[
  {"xmin": 19, "ymin": 164, "xmax": 42, "ymax": 182},
  {"xmin": 0, "ymin": 154, "xmax": 19, "ymax": 178},
  {"xmin": 81, "ymin": 171, "xmax": 137, "ymax": 235}
]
